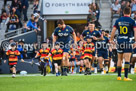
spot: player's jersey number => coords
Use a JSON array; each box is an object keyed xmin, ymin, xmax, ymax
[{"xmin": 120, "ymin": 26, "xmax": 128, "ymax": 34}]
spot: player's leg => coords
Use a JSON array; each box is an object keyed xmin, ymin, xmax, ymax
[
  {"xmin": 43, "ymin": 61, "xmax": 47, "ymax": 76},
  {"xmin": 123, "ymin": 53, "xmax": 132, "ymax": 81},
  {"xmin": 103, "ymin": 51, "xmax": 109, "ymax": 74},
  {"xmin": 104, "ymin": 59, "xmax": 109, "ymax": 74},
  {"xmin": 112, "ymin": 49, "xmax": 118, "ymax": 73},
  {"xmin": 58, "ymin": 60, "xmax": 62, "ymax": 76},
  {"xmin": 98, "ymin": 56, "xmax": 104, "ymax": 74},
  {"xmin": 76, "ymin": 56, "xmax": 81, "ymax": 73},
  {"xmin": 54, "ymin": 62, "xmax": 59, "ymax": 76},
  {"xmin": 117, "ymin": 53, "xmax": 123, "ymax": 80},
  {"xmin": 84, "ymin": 59, "xmax": 88, "ymax": 75},
  {"xmin": 94, "ymin": 56, "xmax": 98, "ymax": 74},
  {"xmin": 88, "ymin": 59, "xmax": 92, "ymax": 75},
  {"xmin": 11, "ymin": 65, "xmax": 16, "ymax": 78},
  {"xmin": 85, "ymin": 59, "xmax": 91, "ymax": 75},
  {"xmin": 63, "ymin": 52, "xmax": 69, "ymax": 76},
  {"xmin": 130, "ymin": 57, "xmax": 136, "ymax": 74},
  {"xmin": 40, "ymin": 61, "xmax": 44, "ymax": 75},
  {"xmin": 79, "ymin": 60, "xmax": 84, "ymax": 73},
  {"xmin": 68, "ymin": 61, "xmax": 72, "ymax": 73},
  {"xmin": 71, "ymin": 61, "xmax": 75, "ymax": 74},
  {"xmin": 108, "ymin": 55, "xmax": 112, "ymax": 72},
  {"xmin": 61, "ymin": 52, "xmax": 67, "ymax": 75}
]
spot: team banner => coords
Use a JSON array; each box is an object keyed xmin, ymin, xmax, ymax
[{"xmin": 42, "ymin": 0, "xmax": 92, "ymax": 15}]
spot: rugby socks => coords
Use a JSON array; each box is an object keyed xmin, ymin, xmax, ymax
[
  {"xmin": 62, "ymin": 66, "xmax": 65, "ymax": 73},
  {"xmin": 86, "ymin": 68, "xmax": 90, "ymax": 72},
  {"xmin": 100, "ymin": 68, "xmax": 103, "ymax": 72},
  {"xmin": 72, "ymin": 66, "xmax": 74, "ymax": 73},
  {"xmin": 68, "ymin": 66, "xmax": 71, "ymax": 72},
  {"xmin": 114, "ymin": 63, "xmax": 117, "ymax": 72},
  {"xmin": 94, "ymin": 60, "xmax": 98, "ymax": 68},
  {"xmin": 80, "ymin": 66, "xmax": 83, "ymax": 72},
  {"xmin": 117, "ymin": 66, "xmax": 122, "ymax": 77},
  {"xmin": 64, "ymin": 66, "xmax": 68, "ymax": 72},
  {"xmin": 124, "ymin": 62, "xmax": 130, "ymax": 78}
]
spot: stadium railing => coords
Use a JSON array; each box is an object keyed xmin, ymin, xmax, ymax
[{"xmin": 5, "ymin": 28, "xmax": 24, "ymax": 38}]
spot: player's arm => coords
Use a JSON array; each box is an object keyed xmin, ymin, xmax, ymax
[
  {"xmin": 53, "ymin": 35, "xmax": 57, "ymax": 49},
  {"xmin": 93, "ymin": 31, "xmax": 103, "ymax": 41},
  {"xmin": 133, "ymin": 28, "xmax": 136, "ymax": 48},
  {"xmin": 72, "ymin": 32, "xmax": 77, "ymax": 46},
  {"xmin": 95, "ymin": 36, "xmax": 103, "ymax": 41},
  {"xmin": 110, "ymin": 27, "xmax": 117, "ymax": 42},
  {"xmin": 53, "ymin": 29, "xmax": 58, "ymax": 49},
  {"xmin": 34, "ymin": 51, "xmax": 41, "ymax": 59},
  {"xmin": 81, "ymin": 35, "xmax": 84, "ymax": 41},
  {"xmin": 4, "ymin": 51, "xmax": 9, "ymax": 63}
]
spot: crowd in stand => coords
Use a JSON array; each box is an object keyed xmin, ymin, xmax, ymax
[
  {"xmin": 111, "ymin": 0, "xmax": 136, "ymax": 20},
  {"xmin": 0, "ymin": 0, "xmax": 42, "ymax": 33},
  {"xmin": 87, "ymin": 2, "xmax": 101, "ymax": 29}
]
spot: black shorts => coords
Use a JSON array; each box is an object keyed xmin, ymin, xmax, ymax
[
  {"xmin": 69, "ymin": 58, "xmax": 75, "ymax": 62},
  {"xmin": 53, "ymin": 60, "xmax": 62, "ymax": 66},
  {"xmin": 9, "ymin": 65, "xmax": 16, "ymax": 68}
]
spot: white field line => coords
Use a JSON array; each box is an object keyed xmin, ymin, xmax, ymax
[{"xmin": 0, "ymin": 73, "xmax": 135, "ymax": 78}]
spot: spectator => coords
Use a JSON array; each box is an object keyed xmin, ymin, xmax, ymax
[
  {"xmin": 11, "ymin": 1, "xmax": 22, "ymax": 28},
  {"xmin": 111, "ymin": 0, "xmax": 121, "ymax": 16},
  {"xmin": 87, "ymin": 14, "xmax": 96, "ymax": 23},
  {"xmin": 23, "ymin": 22, "xmax": 30, "ymax": 33},
  {"xmin": 0, "ymin": 11, "xmax": 8, "ymax": 23},
  {"xmin": 121, "ymin": 1, "xmax": 126, "ymax": 16},
  {"xmin": 31, "ymin": 14, "xmax": 35, "ymax": 20},
  {"xmin": 6, "ymin": 11, "xmax": 19, "ymax": 31},
  {"xmin": 5, "ymin": 4, "xmax": 11, "ymax": 16},
  {"xmin": 76, "ymin": 32, "xmax": 81, "ymax": 42},
  {"xmin": 11, "ymin": 0, "xmax": 18, "ymax": 8},
  {"xmin": 27, "ymin": 18, "xmax": 40, "ymax": 32},
  {"xmin": 34, "ymin": 17, "xmax": 41, "ymax": 32},
  {"xmin": 33, "ymin": 0, "xmax": 39, "ymax": 13},
  {"xmin": 134, "ymin": 12, "xmax": 136, "ymax": 20},
  {"xmin": 8, "ymin": 39, "xmax": 14, "ymax": 50},
  {"xmin": 84, "ymin": 24, "xmax": 88, "ymax": 30},
  {"xmin": 33, "ymin": 42, "xmax": 38, "ymax": 57},
  {"xmin": 131, "ymin": 0, "xmax": 136, "ymax": 13},
  {"xmin": 21, "ymin": 0, "xmax": 29, "ymax": 22},
  {"xmin": 17, "ymin": 40, "xmax": 24, "ymax": 59},
  {"xmin": 90, "ymin": 3, "xmax": 100, "ymax": 21}
]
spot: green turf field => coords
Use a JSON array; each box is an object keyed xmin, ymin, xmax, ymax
[{"xmin": 0, "ymin": 74, "xmax": 136, "ymax": 91}]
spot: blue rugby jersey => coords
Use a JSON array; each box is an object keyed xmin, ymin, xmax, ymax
[
  {"xmin": 96, "ymin": 36, "xmax": 109, "ymax": 51},
  {"xmin": 114, "ymin": 16, "xmax": 136, "ymax": 43},
  {"xmin": 54, "ymin": 25, "xmax": 74, "ymax": 44},
  {"xmin": 82, "ymin": 30, "xmax": 101, "ymax": 43}
]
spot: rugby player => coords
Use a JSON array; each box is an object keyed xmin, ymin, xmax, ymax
[
  {"xmin": 83, "ymin": 35, "xmax": 95, "ymax": 75},
  {"xmin": 110, "ymin": 7, "xmax": 136, "ymax": 81},
  {"xmin": 4, "ymin": 42, "xmax": 24, "ymax": 78},
  {"xmin": 34, "ymin": 42, "xmax": 50, "ymax": 76},
  {"xmin": 53, "ymin": 19, "xmax": 77, "ymax": 76},
  {"xmin": 51, "ymin": 42, "xmax": 63, "ymax": 76}
]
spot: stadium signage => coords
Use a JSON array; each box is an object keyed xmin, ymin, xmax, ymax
[{"xmin": 42, "ymin": 0, "xmax": 92, "ymax": 15}]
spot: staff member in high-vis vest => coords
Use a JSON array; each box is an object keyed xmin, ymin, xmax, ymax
[{"xmin": 4, "ymin": 42, "xmax": 24, "ymax": 78}]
